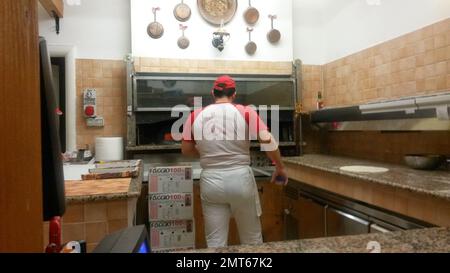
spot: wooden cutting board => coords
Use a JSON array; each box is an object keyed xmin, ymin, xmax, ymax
[
  {"xmin": 65, "ymin": 178, "xmax": 131, "ymax": 197},
  {"xmin": 81, "ymin": 169, "xmax": 138, "ymax": 180}
]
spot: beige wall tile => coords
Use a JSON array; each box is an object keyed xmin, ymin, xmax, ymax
[
  {"xmin": 436, "ymin": 75, "xmax": 447, "ymax": 90},
  {"xmin": 63, "ymin": 203, "xmax": 84, "ymax": 224},
  {"xmin": 141, "ymin": 57, "xmax": 160, "ymax": 67},
  {"xmin": 425, "ymin": 77, "xmax": 438, "ymax": 91},
  {"xmin": 316, "ymin": 18, "xmax": 449, "ymax": 109},
  {"xmin": 85, "ymin": 202, "xmax": 107, "ymax": 222},
  {"xmin": 432, "ymin": 19, "xmax": 449, "ymax": 35},
  {"xmin": 435, "ymin": 33, "xmax": 447, "ymax": 49},
  {"xmin": 76, "ymin": 59, "xmax": 126, "ymax": 149},
  {"xmin": 106, "ymin": 200, "xmax": 128, "ymax": 220},
  {"xmin": 62, "ymin": 223, "xmax": 85, "ymax": 243},
  {"xmin": 435, "ymin": 47, "xmax": 448, "ymax": 63},
  {"xmin": 424, "ymin": 37, "xmax": 435, "ymax": 51},
  {"xmin": 86, "ymin": 222, "xmax": 107, "ymax": 244}
]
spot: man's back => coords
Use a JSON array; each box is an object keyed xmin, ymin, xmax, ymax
[{"xmin": 184, "ymin": 103, "xmax": 266, "ymax": 169}]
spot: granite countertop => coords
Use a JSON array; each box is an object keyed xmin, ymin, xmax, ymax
[
  {"xmin": 189, "ymin": 228, "xmax": 450, "ymax": 253},
  {"xmin": 65, "ymin": 162, "xmax": 143, "ymax": 204},
  {"xmin": 65, "ymin": 176, "xmax": 142, "ymax": 204},
  {"xmin": 283, "ymin": 154, "xmax": 450, "ymax": 201}
]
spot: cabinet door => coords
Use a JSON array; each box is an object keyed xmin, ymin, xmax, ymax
[
  {"xmin": 283, "ymin": 195, "xmax": 299, "ymax": 241},
  {"xmin": 297, "ymin": 195, "xmax": 326, "ymax": 239},
  {"xmin": 258, "ymin": 181, "xmax": 284, "ymax": 243},
  {"xmin": 326, "ymin": 207, "xmax": 370, "ymax": 237}
]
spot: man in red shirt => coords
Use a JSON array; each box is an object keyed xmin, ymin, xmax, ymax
[{"xmin": 182, "ymin": 75, "xmax": 287, "ymax": 248}]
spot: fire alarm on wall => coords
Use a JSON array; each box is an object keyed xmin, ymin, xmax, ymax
[{"xmin": 83, "ymin": 89, "xmax": 96, "ymax": 118}]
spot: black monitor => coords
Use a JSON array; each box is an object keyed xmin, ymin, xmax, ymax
[
  {"xmin": 39, "ymin": 37, "xmax": 66, "ymax": 221},
  {"xmin": 92, "ymin": 225, "xmax": 150, "ymax": 253}
]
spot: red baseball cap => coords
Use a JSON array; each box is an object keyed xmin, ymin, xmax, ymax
[{"xmin": 213, "ymin": 75, "xmax": 236, "ymax": 91}]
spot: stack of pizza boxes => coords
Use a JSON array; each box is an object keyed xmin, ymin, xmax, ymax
[{"xmin": 148, "ymin": 164, "xmax": 195, "ymax": 252}]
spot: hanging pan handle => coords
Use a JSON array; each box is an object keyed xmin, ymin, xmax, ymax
[
  {"xmin": 152, "ymin": 7, "xmax": 160, "ymax": 22},
  {"xmin": 180, "ymin": 24, "xmax": 188, "ymax": 36},
  {"xmin": 247, "ymin": 27, "xmax": 254, "ymax": 41},
  {"xmin": 268, "ymin": 14, "xmax": 277, "ymax": 29}
]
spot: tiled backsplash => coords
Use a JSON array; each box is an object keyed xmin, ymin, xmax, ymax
[
  {"xmin": 76, "ymin": 59, "xmax": 127, "ymax": 150},
  {"xmin": 43, "ymin": 199, "xmax": 135, "ymax": 252},
  {"xmin": 324, "ymin": 131, "xmax": 450, "ymax": 165},
  {"xmin": 300, "ymin": 65, "xmax": 323, "ymax": 112},
  {"xmin": 300, "ymin": 114, "xmax": 450, "ymax": 165},
  {"xmin": 301, "ymin": 18, "xmax": 449, "ymax": 111},
  {"xmin": 301, "ymin": 19, "xmax": 450, "ymax": 166},
  {"xmin": 135, "ymin": 57, "xmax": 293, "ymax": 75}
]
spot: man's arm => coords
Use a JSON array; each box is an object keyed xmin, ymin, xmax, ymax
[
  {"xmin": 258, "ymin": 130, "xmax": 288, "ymax": 185},
  {"xmin": 181, "ymin": 141, "xmax": 200, "ymax": 158}
]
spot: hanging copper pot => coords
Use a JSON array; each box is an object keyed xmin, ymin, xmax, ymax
[
  {"xmin": 243, "ymin": 0, "xmax": 259, "ymax": 25},
  {"xmin": 267, "ymin": 14, "xmax": 281, "ymax": 44},
  {"xmin": 245, "ymin": 27, "xmax": 257, "ymax": 55},
  {"xmin": 147, "ymin": 7, "xmax": 164, "ymax": 39},
  {"xmin": 177, "ymin": 24, "xmax": 190, "ymax": 49},
  {"xmin": 174, "ymin": 0, "xmax": 191, "ymax": 22}
]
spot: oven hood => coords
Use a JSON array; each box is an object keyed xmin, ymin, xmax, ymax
[{"xmin": 311, "ymin": 92, "xmax": 450, "ymax": 131}]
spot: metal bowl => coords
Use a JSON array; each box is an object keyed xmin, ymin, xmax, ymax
[{"xmin": 404, "ymin": 155, "xmax": 445, "ymax": 170}]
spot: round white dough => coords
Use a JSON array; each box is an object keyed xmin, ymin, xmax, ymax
[{"xmin": 339, "ymin": 166, "xmax": 389, "ymax": 173}]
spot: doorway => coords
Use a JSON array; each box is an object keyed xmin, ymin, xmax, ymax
[{"xmin": 51, "ymin": 57, "xmax": 66, "ymax": 152}]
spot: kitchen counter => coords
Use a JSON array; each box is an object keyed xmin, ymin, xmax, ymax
[
  {"xmin": 52, "ymin": 161, "xmax": 144, "ymax": 252},
  {"xmin": 189, "ymin": 227, "xmax": 450, "ymax": 253},
  {"xmin": 64, "ymin": 160, "xmax": 143, "ymax": 204},
  {"xmin": 283, "ymin": 154, "xmax": 450, "ymax": 201},
  {"xmin": 65, "ymin": 176, "xmax": 142, "ymax": 204}
]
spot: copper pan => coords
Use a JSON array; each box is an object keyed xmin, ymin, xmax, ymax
[
  {"xmin": 267, "ymin": 14, "xmax": 281, "ymax": 44},
  {"xmin": 147, "ymin": 7, "xmax": 164, "ymax": 39},
  {"xmin": 174, "ymin": 0, "xmax": 191, "ymax": 22},
  {"xmin": 243, "ymin": 0, "xmax": 259, "ymax": 25}
]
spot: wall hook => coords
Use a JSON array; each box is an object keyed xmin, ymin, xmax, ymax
[{"xmin": 52, "ymin": 11, "xmax": 60, "ymax": 35}]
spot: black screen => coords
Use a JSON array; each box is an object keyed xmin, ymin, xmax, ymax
[
  {"xmin": 93, "ymin": 225, "xmax": 150, "ymax": 253},
  {"xmin": 39, "ymin": 37, "xmax": 66, "ymax": 221}
]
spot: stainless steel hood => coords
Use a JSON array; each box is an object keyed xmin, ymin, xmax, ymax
[{"xmin": 311, "ymin": 91, "xmax": 450, "ymax": 131}]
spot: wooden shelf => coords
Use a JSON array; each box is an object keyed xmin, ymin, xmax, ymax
[{"xmin": 39, "ymin": 0, "xmax": 64, "ymax": 18}]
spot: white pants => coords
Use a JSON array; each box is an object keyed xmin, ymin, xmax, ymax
[{"xmin": 200, "ymin": 166, "xmax": 263, "ymax": 248}]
